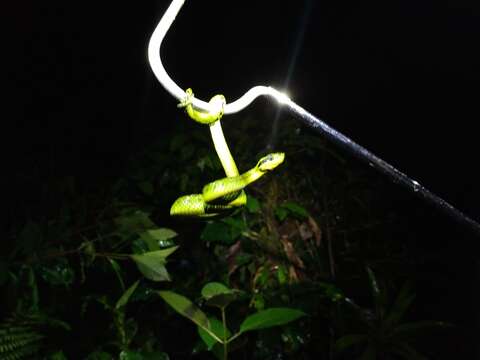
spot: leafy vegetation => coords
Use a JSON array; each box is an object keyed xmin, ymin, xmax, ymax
[
  {"xmin": 158, "ymin": 282, "xmax": 305, "ymax": 359},
  {"xmin": 2, "ymin": 118, "xmax": 451, "ymax": 359}
]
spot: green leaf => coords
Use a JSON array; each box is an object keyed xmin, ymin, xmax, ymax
[
  {"xmin": 235, "ymin": 253, "xmax": 253, "ymax": 267},
  {"xmin": 152, "ymin": 246, "xmax": 179, "ymax": 258},
  {"xmin": 148, "ymin": 228, "xmax": 178, "ymax": 242},
  {"xmin": 239, "ymin": 308, "xmax": 306, "ymax": 333},
  {"xmin": 132, "ymin": 237, "xmax": 150, "ymax": 254},
  {"xmin": 201, "ymin": 282, "xmax": 240, "ymax": 308},
  {"xmin": 366, "ymin": 266, "xmax": 385, "ymax": 316},
  {"xmin": 246, "ymin": 196, "xmax": 261, "ymax": 213},
  {"xmin": 385, "ymin": 282, "xmax": 415, "ymax": 327},
  {"xmin": 131, "ymin": 256, "xmax": 170, "ymax": 281},
  {"xmin": 276, "ymin": 265, "xmax": 288, "ymax": 285},
  {"xmin": 157, "ymin": 291, "xmax": 221, "ymax": 342},
  {"xmin": 114, "ymin": 210, "xmax": 157, "ymax": 242},
  {"xmin": 198, "ymin": 316, "xmax": 231, "ymax": 350},
  {"xmin": 140, "ymin": 228, "xmax": 178, "ymax": 251},
  {"xmin": 201, "ymin": 282, "xmax": 231, "ymax": 299},
  {"xmin": 221, "ymin": 217, "xmax": 248, "ymax": 240},
  {"xmin": 278, "ymin": 202, "xmax": 309, "ymax": 220},
  {"xmin": 130, "ymin": 247, "xmax": 178, "ymax": 281},
  {"xmin": 274, "ymin": 207, "xmax": 289, "ymax": 221},
  {"xmin": 108, "ymin": 258, "xmax": 125, "ymax": 291},
  {"xmin": 252, "ymin": 293, "xmax": 265, "ymax": 311},
  {"xmin": 119, "ymin": 351, "xmax": 143, "ymax": 360},
  {"xmin": 115, "ymin": 280, "xmax": 140, "ymax": 309},
  {"xmin": 335, "ymin": 334, "xmax": 368, "ymax": 352}
]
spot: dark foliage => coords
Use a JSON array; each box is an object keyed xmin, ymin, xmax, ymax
[{"xmin": 2, "ymin": 116, "xmax": 452, "ymax": 359}]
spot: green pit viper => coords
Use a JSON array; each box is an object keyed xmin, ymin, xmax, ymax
[{"xmin": 170, "ymin": 88, "xmax": 285, "ymax": 217}]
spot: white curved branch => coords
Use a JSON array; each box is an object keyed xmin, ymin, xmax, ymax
[{"xmin": 147, "ymin": 0, "xmax": 291, "ymax": 115}]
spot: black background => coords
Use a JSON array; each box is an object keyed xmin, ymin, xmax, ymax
[{"xmin": 5, "ymin": 0, "xmax": 480, "ymax": 357}]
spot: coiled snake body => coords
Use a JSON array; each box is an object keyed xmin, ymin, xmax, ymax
[{"xmin": 170, "ymin": 89, "xmax": 284, "ymax": 217}]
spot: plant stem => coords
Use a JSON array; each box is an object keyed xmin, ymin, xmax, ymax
[{"xmin": 221, "ymin": 307, "xmax": 228, "ymax": 360}]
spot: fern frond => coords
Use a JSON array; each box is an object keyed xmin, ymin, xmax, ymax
[{"xmin": 0, "ymin": 317, "xmax": 44, "ymax": 360}]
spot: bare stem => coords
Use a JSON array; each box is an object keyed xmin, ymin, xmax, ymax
[{"xmin": 221, "ymin": 307, "xmax": 228, "ymax": 360}]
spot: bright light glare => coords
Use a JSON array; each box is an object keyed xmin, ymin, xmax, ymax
[
  {"xmin": 148, "ymin": 0, "xmax": 294, "ymax": 114},
  {"xmin": 275, "ymin": 91, "xmax": 291, "ymax": 104}
]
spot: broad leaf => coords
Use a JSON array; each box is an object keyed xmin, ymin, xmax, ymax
[
  {"xmin": 115, "ymin": 280, "xmax": 140, "ymax": 309},
  {"xmin": 158, "ymin": 291, "xmax": 219, "ymax": 341},
  {"xmin": 130, "ymin": 247, "xmax": 178, "ymax": 281},
  {"xmin": 246, "ymin": 195, "xmax": 261, "ymax": 213},
  {"xmin": 198, "ymin": 316, "xmax": 231, "ymax": 350},
  {"xmin": 201, "ymin": 282, "xmax": 231, "ymax": 299},
  {"xmin": 239, "ymin": 308, "xmax": 306, "ymax": 333},
  {"xmin": 140, "ymin": 228, "xmax": 178, "ymax": 251},
  {"xmin": 201, "ymin": 282, "xmax": 240, "ymax": 308},
  {"xmin": 148, "ymin": 228, "xmax": 177, "ymax": 240}
]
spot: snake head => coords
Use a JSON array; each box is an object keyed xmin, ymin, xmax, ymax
[
  {"xmin": 257, "ymin": 152, "xmax": 285, "ymax": 172},
  {"xmin": 177, "ymin": 88, "xmax": 194, "ymax": 108}
]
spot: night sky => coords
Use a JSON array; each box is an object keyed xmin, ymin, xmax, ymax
[{"xmin": 5, "ymin": 0, "xmax": 480, "ymax": 356}]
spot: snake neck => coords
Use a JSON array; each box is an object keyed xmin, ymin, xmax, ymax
[
  {"xmin": 209, "ymin": 121, "xmax": 239, "ymax": 177},
  {"xmin": 240, "ymin": 166, "xmax": 266, "ymax": 186}
]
